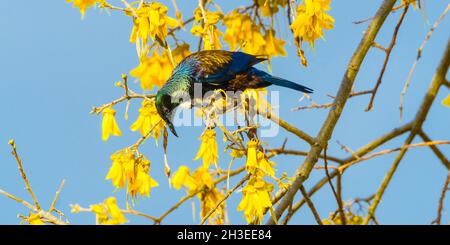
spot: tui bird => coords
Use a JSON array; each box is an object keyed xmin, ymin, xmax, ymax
[{"xmin": 155, "ymin": 50, "xmax": 313, "ymax": 137}]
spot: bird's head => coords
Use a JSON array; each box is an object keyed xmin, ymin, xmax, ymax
[{"xmin": 155, "ymin": 90, "xmax": 179, "ymax": 137}]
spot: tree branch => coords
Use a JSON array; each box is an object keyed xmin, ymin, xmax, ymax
[
  {"xmin": 432, "ymin": 171, "xmax": 450, "ymax": 225},
  {"xmin": 268, "ymin": 0, "xmax": 398, "ymax": 225},
  {"xmin": 418, "ymin": 130, "xmax": 450, "ymax": 169},
  {"xmin": 299, "ymin": 185, "xmax": 323, "ymax": 225},
  {"xmin": 363, "ymin": 38, "xmax": 450, "ymax": 225},
  {"xmin": 366, "ymin": 5, "xmax": 409, "ymax": 111}
]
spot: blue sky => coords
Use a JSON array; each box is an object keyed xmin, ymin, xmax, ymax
[{"xmin": 0, "ymin": 0, "xmax": 449, "ymax": 225}]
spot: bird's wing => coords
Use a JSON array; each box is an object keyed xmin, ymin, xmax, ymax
[{"xmin": 192, "ymin": 51, "xmax": 266, "ymax": 85}]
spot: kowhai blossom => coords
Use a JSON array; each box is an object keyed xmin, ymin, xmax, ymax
[
  {"xmin": 101, "ymin": 107, "xmax": 122, "ymax": 141},
  {"xmin": 245, "ymin": 139, "xmax": 276, "ymax": 177},
  {"xmin": 89, "ymin": 197, "xmax": 128, "ymax": 225},
  {"xmin": 105, "ymin": 149, "xmax": 158, "ymax": 199},
  {"xmin": 291, "ymin": 0, "xmax": 334, "ymax": 47},
  {"xmin": 191, "ymin": 7, "xmax": 223, "ymax": 50},
  {"xmin": 66, "ymin": 0, "xmax": 97, "ymax": 18},
  {"xmin": 171, "ymin": 166, "xmax": 224, "ymax": 224},
  {"xmin": 130, "ymin": 44, "xmax": 190, "ymax": 90},
  {"xmin": 237, "ymin": 177, "xmax": 274, "ymax": 224},
  {"xmin": 129, "ymin": 2, "xmax": 179, "ymax": 46},
  {"xmin": 194, "ymin": 129, "xmax": 219, "ymax": 168},
  {"xmin": 130, "ymin": 100, "xmax": 165, "ymax": 141}
]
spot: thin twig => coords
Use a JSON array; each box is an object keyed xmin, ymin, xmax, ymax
[
  {"xmin": 366, "ymin": 5, "xmax": 409, "ymax": 111},
  {"xmin": 200, "ymin": 174, "xmax": 250, "ymax": 225},
  {"xmin": 432, "ymin": 171, "xmax": 450, "ymax": 225},
  {"xmin": 9, "ymin": 140, "xmax": 41, "ymax": 211},
  {"xmin": 49, "ymin": 179, "xmax": 65, "ymax": 212},
  {"xmin": 324, "ymin": 144, "xmax": 346, "ymax": 225},
  {"xmin": 122, "ymin": 209, "xmax": 159, "ymax": 222},
  {"xmin": 292, "ymin": 90, "xmax": 372, "ymax": 111},
  {"xmin": 400, "ymin": 4, "xmax": 450, "ymax": 120},
  {"xmin": 339, "ymin": 141, "xmax": 450, "ymax": 172},
  {"xmin": 0, "ymin": 188, "xmax": 67, "ymax": 225}
]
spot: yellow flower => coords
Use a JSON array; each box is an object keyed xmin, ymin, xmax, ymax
[
  {"xmin": 230, "ymin": 149, "xmax": 245, "ymax": 158},
  {"xmin": 130, "ymin": 100, "xmax": 165, "ymax": 141},
  {"xmin": 245, "ymin": 139, "xmax": 276, "ymax": 176},
  {"xmin": 25, "ymin": 213, "xmax": 44, "ymax": 225},
  {"xmin": 101, "ymin": 107, "xmax": 121, "ymax": 141},
  {"xmin": 402, "ymin": 0, "xmax": 417, "ymax": 8},
  {"xmin": 223, "ymin": 11, "xmax": 265, "ymax": 55},
  {"xmin": 191, "ymin": 166, "xmax": 215, "ymax": 190},
  {"xmin": 200, "ymin": 187, "xmax": 225, "ymax": 225},
  {"xmin": 90, "ymin": 197, "xmax": 128, "ymax": 225},
  {"xmin": 194, "ymin": 129, "xmax": 219, "ymax": 168},
  {"xmin": 129, "ymin": 2, "xmax": 179, "ymax": 45},
  {"xmin": 172, "ymin": 43, "xmax": 191, "ymax": 64},
  {"xmin": 264, "ymin": 29, "xmax": 287, "ymax": 57},
  {"xmin": 130, "ymin": 50, "xmax": 172, "ymax": 90},
  {"xmin": 239, "ymin": 88, "xmax": 272, "ymax": 114},
  {"xmin": 256, "ymin": 152, "xmax": 276, "ymax": 177},
  {"xmin": 105, "ymin": 149, "xmax": 158, "ymax": 199},
  {"xmin": 190, "ymin": 8, "xmax": 223, "ymax": 50},
  {"xmin": 172, "ymin": 165, "xmax": 223, "ymax": 224},
  {"xmin": 246, "ymin": 139, "xmax": 259, "ymax": 170},
  {"xmin": 322, "ymin": 211, "xmax": 364, "ymax": 225},
  {"xmin": 127, "ymin": 158, "xmax": 159, "ymax": 198},
  {"xmin": 106, "ymin": 149, "xmax": 135, "ymax": 189},
  {"xmin": 442, "ymin": 94, "xmax": 450, "ymax": 107},
  {"xmin": 257, "ymin": 0, "xmax": 288, "ymax": 17},
  {"xmin": 171, "ymin": 166, "xmax": 214, "ymax": 192},
  {"xmin": 291, "ymin": 0, "xmax": 334, "ymax": 47},
  {"xmin": 171, "ymin": 166, "xmax": 197, "ymax": 190},
  {"xmin": 130, "ymin": 44, "xmax": 190, "ymax": 90},
  {"xmin": 105, "ymin": 157, "xmax": 126, "ymax": 189},
  {"xmin": 237, "ymin": 177, "xmax": 274, "ymax": 224},
  {"xmin": 66, "ymin": 0, "xmax": 97, "ymax": 18}
]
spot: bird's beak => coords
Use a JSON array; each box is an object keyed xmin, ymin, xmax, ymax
[{"xmin": 167, "ymin": 121, "xmax": 178, "ymax": 137}]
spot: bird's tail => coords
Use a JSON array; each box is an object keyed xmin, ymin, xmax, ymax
[
  {"xmin": 265, "ymin": 75, "xmax": 313, "ymax": 93},
  {"xmin": 251, "ymin": 68, "xmax": 313, "ymax": 93}
]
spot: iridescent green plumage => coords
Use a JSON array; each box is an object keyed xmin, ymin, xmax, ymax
[{"xmin": 155, "ymin": 50, "xmax": 313, "ymax": 136}]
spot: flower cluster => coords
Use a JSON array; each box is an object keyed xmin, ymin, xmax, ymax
[
  {"xmin": 130, "ymin": 43, "xmax": 190, "ymax": 90},
  {"xmin": 402, "ymin": 0, "xmax": 417, "ymax": 8},
  {"xmin": 245, "ymin": 139, "xmax": 276, "ymax": 177},
  {"xmin": 223, "ymin": 11, "xmax": 286, "ymax": 58},
  {"xmin": 88, "ymin": 197, "xmax": 128, "ymax": 225},
  {"xmin": 24, "ymin": 213, "xmax": 44, "ymax": 225},
  {"xmin": 129, "ymin": 2, "xmax": 179, "ymax": 54},
  {"xmin": 194, "ymin": 128, "xmax": 219, "ymax": 168},
  {"xmin": 237, "ymin": 176, "xmax": 274, "ymax": 224},
  {"xmin": 291, "ymin": 0, "xmax": 334, "ymax": 47},
  {"xmin": 239, "ymin": 88, "xmax": 272, "ymax": 115},
  {"xmin": 322, "ymin": 211, "xmax": 364, "ymax": 225},
  {"xmin": 191, "ymin": 7, "xmax": 224, "ymax": 50},
  {"xmin": 172, "ymin": 166, "xmax": 225, "ymax": 224},
  {"xmin": 131, "ymin": 100, "xmax": 166, "ymax": 141},
  {"xmin": 256, "ymin": 0, "xmax": 288, "ymax": 17},
  {"xmin": 105, "ymin": 149, "xmax": 159, "ymax": 199},
  {"xmin": 66, "ymin": 0, "xmax": 98, "ymax": 18}
]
